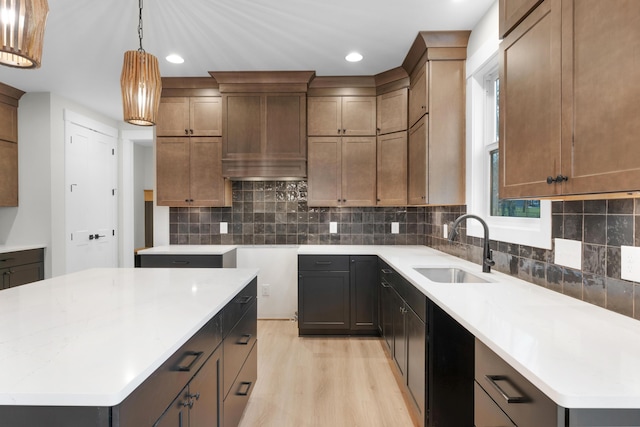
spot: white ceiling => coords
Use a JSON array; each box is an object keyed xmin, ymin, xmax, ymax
[{"xmin": 0, "ymin": 0, "xmax": 494, "ymax": 123}]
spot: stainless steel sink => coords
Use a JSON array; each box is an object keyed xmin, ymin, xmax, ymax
[{"xmin": 414, "ymin": 267, "xmax": 491, "ymax": 283}]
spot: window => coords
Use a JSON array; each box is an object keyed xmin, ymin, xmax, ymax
[{"xmin": 466, "ymin": 56, "xmax": 551, "ymax": 249}]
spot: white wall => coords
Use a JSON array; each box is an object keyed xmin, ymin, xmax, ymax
[
  {"xmin": 466, "ymin": 0, "xmax": 499, "ymax": 77},
  {"xmin": 134, "ymin": 144, "xmax": 153, "ymax": 249},
  {"xmin": 237, "ymin": 246, "xmax": 298, "ymax": 319}
]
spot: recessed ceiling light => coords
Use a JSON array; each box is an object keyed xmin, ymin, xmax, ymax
[
  {"xmin": 345, "ymin": 52, "xmax": 363, "ymax": 63},
  {"xmin": 165, "ymin": 54, "xmax": 184, "ymax": 64}
]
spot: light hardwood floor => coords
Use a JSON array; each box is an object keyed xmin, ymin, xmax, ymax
[{"xmin": 238, "ymin": 320, "xmax": 416, "ymax": 427}]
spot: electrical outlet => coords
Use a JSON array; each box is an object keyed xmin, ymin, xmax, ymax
[
  {"xmin": 621, "ymin": 246, "xmax": 640, "ymax": 281},
  {"xmin": 261, "ymin": 284, "xmax": 270, "ymax": 296},
  {"xmin": 330, "ymin": 221, "xmax": 338, "ymax": 234},
  {"xmin": 220, "ymin": 222, "xmax": 228, "ymax": 234},
  {"xmin": 391, "ymin": 222, "xmax": 399, "ymax": 234},
  {"xmin": 554, "ymin": 238, "xmax": 582, "ymax": 269},
  {"xmin": 443, "ymin": 224, "xmax": 448, "ymax": 238}
]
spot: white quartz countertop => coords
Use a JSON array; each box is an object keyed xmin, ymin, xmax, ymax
[
  {"xmin": 299, "ymin": 245, "xmax": 640, "ymax": 409},
  {"xmin": 137, "ymin": 245, "xmax": 237, "ymax": 255},
  {"xmin": 0, "ymin": 244, "xmax": 46, "ymax": 255},
  {"xmin": 0, "ymin": 267, "xmax": 258, "ymax": 407}
]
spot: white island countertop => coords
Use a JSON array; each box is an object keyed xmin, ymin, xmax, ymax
[
  {"xmin": 299, "ymin": 245, "xmax": 640, "ymax": 409},
  {"xmin": 0, "ymin": 267, "xmax": 258, "ymax": 407}
]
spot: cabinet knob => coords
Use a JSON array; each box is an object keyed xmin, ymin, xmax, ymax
[
  {"xmin": 184, "ymin": 129, "xmax": 189, "ymax": 135},
  {"xmin": 343, "ymin": 129, "xmax": 346, "ymax": 134},
  {"xmin": 337, "ymin": 129, "xmax": 341, "ymax": 134},
  {"xmin": 546, "ymin": 175, "xmax": 569, "ymax": 184},
  {"xmin": 190, "ymin": 129, "xmax": 194, "ymax": 135}
]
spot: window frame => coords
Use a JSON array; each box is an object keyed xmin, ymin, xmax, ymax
[{"xmin": 466, "ymin": 54, "xmax": 552, "ymax": 250}]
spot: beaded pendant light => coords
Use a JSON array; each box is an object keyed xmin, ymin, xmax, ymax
[
  {"xmin": 0, "ymin": 0, "xmax": 49, "ymax": 68},
  {"xmin": 120, "ymin": 0, "xmax": 161, "ymax": 126}
]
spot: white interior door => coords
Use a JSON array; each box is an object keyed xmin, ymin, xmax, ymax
[{"xmin": 65, "ymin": 119, "xmax": 118, "ymax": 274}]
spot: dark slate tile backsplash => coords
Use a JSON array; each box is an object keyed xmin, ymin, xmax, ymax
[{"xmin": 169, "ymin": 181, "xmax": 640, "ymax": 320}]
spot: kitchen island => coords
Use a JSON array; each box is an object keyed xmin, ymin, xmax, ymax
[{"xmin": 0, "ymin": 267, "xmax": 258, "ymax": 426}]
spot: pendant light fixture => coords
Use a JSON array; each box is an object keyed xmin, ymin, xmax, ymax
[
  {"xmin": 120, "ymin": 0, "xmax": 161, "ymax": 126},
  {"xmin": 0, "ymin": 0, "xmax": 49, "ymax": 68}
]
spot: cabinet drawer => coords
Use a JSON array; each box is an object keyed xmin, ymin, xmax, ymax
[
  {"xmin": 138, "ymin": 254, "xmax": 223, "ymax": 268},
  {"xmin": 0, "ymin": 249, "xmax": 44, "ymax": 269},
  {"xmin": 117, "ymin": 313, "xmax": 222, "ymax": 426},
  {"xmin": 223, "ymin": 278, "xmax": 257, "ymax": 337},
  {"xmin": 224, "ymin": 300, "xmax": 257, "ymax": 399},
  {"xmin": 223, "ymin": 341, "xmax": 257, "ymax": 427},
  {"xmin": 475, "ymin": 339, "xmax": 557, "ymax": 427},
  {"xmin": 380, "ymin": 262, "xmax": 426, "ymax": 322},
  {"xmin": 475, "ymin": 381, "xmax": 516, "ymax": 427},
  {"xmin": 298, "ymin": 255, "xmax": 349, "ymax": 271}
]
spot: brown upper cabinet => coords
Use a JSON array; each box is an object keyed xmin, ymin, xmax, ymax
[
  {"xmin": 0, "ymin": 82, "xmax": 25, "ymax": 207},
  {"xmin": 308, "ymin": 96, "xmax": 377, "ymax": 136},
  {"xmin": 403, "ymin": 31, "xmax": 469, "ymax": 206},
  {"xmin": 377, "ymin": 131, "xmax": 407, "ymax": 206},
  {"xmin": 499, "ymin": 0, "xmax": 544, "ymax": 38},
  {"xmin": 377, "ymin": 88, "xmax": 408, "ymax": 135},
  {"xmin": 156, "ymin": 97, "xmax": 222, "ymax": 137},
  {"xmin": 499, "ymin": 0, "xmax": 640, "ymax": 199}
]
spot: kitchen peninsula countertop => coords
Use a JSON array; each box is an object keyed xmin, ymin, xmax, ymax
[
  {"xmin": 298, "ymin": 245, "xmax": 640, "ymax": 409},
  {"xmin": 0, "ymin": 267, "xmax": 258, "ymax": 407}
]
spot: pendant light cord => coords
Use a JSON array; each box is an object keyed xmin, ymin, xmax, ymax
[{"xmin": 138, "ymin": 0, "xmax": 145, "ymax": 52}]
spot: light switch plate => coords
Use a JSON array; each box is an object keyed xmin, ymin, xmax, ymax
[
  {"xmin": 621, "ymin": 246, "xmax": 640, "ymax": 282},
  {"xmin": 220, "ymin": 222, "xmax": 228, "ymax": 234},
  {"xmin": 443, "ymin": 224, "xmax": 448, "ymax": 238},
  {"xmin": 391, "ymin": 222, "xmax": 399, "ymax": 234},
  {"xmin": 330, "ymin": 221, "xmax": 337, "ymax": 234},
  {"xmin": 554, "ymin": 238, "xmax": 582, "ymax": 269}
]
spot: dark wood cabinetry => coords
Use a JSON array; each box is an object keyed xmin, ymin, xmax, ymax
[
  {"xmin": 500, "ymin": 0, "xmax": 640, "ymax": 199},
  {"xmin": 298, "ymin": 255, "xmax": 378, "ymax": 335},
  {"xmin": 0, "ymin": 82, "xmax": 25, "ymax": 207},
  {"xmin": 138, "ymin": 250, "xmax": 236, "ymax": 268},
  {"xmin": 0, "ymin": 248, "xmax": 44, "ymax": 290}
]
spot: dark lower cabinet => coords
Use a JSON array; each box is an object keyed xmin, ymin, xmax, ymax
[
  {"xmin": 1, "ymin": 248, "xmax": 44, "ymax": 289},
  {"xmin": 138, "ymin": 250, "xmax": 237, "ymax": 269},
  {"xmin": 298, "ymin": 255, "xmax": 377, "ymax": 335}
]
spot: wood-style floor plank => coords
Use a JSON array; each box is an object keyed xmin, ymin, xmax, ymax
[{"xmin": 238, "ymin": 320, "xmax": 416, "ymax": 427}]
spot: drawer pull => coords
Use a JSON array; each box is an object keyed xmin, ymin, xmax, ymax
[
  {"xmin": 171, "ymin": 260, "xmax": 190, "ymax": 265},
  {"xmin": 237, "ymin": 333, "xmax": 252, "ymax": 345},
  {"xmin": 315, "ymin": 261, "xmax": 332, "ymax": 265},
  {"xmin": 381, "ymin": 281, "xmax": 391, "ymax": 288},
  {"xmin": 236, "ymin": 381, "xmax": 252, "ymax": 396},
  {"xmin": 0, "ymin": 258, "xmax": 14, "ymax": 263},
  {"xmin": 485, "ymin": 375, "xmax": 528, "ymax": 404},
  {"xmin": 237, "ymin": 295, "xmax": 253, "ymax": 304},
  {"xmin": 381, "ymin": 269, "xmax": 393, "ymax": 274},
  {"xmin": 175, "ymin": 351, "xmax": 204, "ymax": 372}
]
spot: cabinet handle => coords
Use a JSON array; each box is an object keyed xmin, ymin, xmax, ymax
[
  {"xmin": 315, "ymin": 261, "xmax": 332, "ymax": 266},
  {"xmin": 342, "ymin": 129, "xmax": 346, "ymax": 134},
  {"xmin": 175, "ymin": 351, "xmax": 204, "ymax": 372},
  {"xmin": 237, "ymin": 333, "xmax": 252, "ymax": 345},
  {"xmin": 381, "ymin": 269, "xmax": 393, "ymax": 274},
  {"xmin": 184, "ymin": 129, "xmax": 189, "ymax": 135},
  {"xmin": 180, "ymin": 399, "xmax": 194, "ymax": 409},
  {"xmin": 187, "ymin": 392, "xmax": 200, "ymax": 401},
  {"xmin": 236, "ymin": 381, "xmax": 253, "ymax": 396},
  {"xmin": 381, "ymin": 281, "xmax": 390, "ymax": 288},
  {"xmin": 485, "ymin": 375, "xmax": 528, "ymax": 404},
  {"xmin": 171, "ymin": 260, "xmax": 190, "ymax": 265},
  {"xmin": 237, "ymin": 295, "xmax": 253, "ymax": 304},
  {"xmin": 190, "ymin": 129, "xmax": 194, "ymax": 135},
  {"xmin": 546, "ymin": 175, "xmax": 569, "ymax": 184},
  {"xmin": 0, "ymin": 258, "xmax": 14, "ymax": 263}
]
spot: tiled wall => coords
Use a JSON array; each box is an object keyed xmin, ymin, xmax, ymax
[
  {"xmin": 427, "ymin": 200, "xmax": 640, "ymax": 320},
  {"xmin": 170, "ymin": 181, "xmax": 426, "ymax": 246},
  {"xmin": 169, "ymin": 181, "xmax": 640, "ymax": 320}
]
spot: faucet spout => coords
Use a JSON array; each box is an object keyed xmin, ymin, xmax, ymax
[{"xmin": 448, "ymin": 214, "xmax": 494, "ymax": 273}]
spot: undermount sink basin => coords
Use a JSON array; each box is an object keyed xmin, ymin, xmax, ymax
[{"xmin": 414, "ymin": 267, "xmax": 491, "ymax": 283}]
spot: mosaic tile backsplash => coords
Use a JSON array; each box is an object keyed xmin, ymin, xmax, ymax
[{"xmin": 170, "ymin": 181, "xmax": 640, "ymax": 320}]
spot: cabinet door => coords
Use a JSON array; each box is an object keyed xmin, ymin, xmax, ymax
[
  {"xmin": 377, "ymin": 132, "xmax": 407, "ymax": 206},
  {"xmin": 499, "ymin": 0, "xmax": 544, "ymax": 38},
  {"xmin": 341, "ymin": 97, "xmax": 376, "ymax": 136},
  {"xmin": 223, "ymin": 95, "xmax": 262, "ymax": 158},
  {"xmin": 380, "ymin": 281, "xmax": 394, "ymax": 353},
  {"xmin": 392, "ymin": 294, "xmax": 406, "ymax": 376},
  {"xmin": 409, "ymin": 63, "xmax": 428, "ymax": 128},
  {"xmin": 475, "ymin": 382, "xmax": 516, "ymax": 427},
  {"xmin": 307, "ymin": 137, "xmax": 341, "ymax": 207},
  {"xmin": 189, "ymin": 347, "xmax": 222, "ymax": 427},
  {"xmin": 308, "ymin": 97, "xmax": 342, "ymax": 136},
  {"xmin": 561, "ymin": 0, "xmax": 640, "ymax": 195},
  {"xmin": 341, "ymin": 137, "xmax": 376, "ymax": 206},
  {"xmin": 499, "ymin": 0, "xmax": 562, "ymax": 198},
  {"xmin": 0, "ymin": 139, "xmax": 18, "ymax": 207},
  {"xmin": 154, "ymin": 386, "xmax": 190, "ymax": 427},
  {"xmin": 264, "ymin": 94, "xmax": 306, "ymax": 159},
  {"xmin": 6, "ymin": 263, "xmax": 44, "ymax": 288},
  {"xmin": 377, "ymin": 88, "xmax": 408, "ymax": 135},
  {"xmin": 157, "ymin": 98, "xmax": 190, "ymax": 137},
  {"xmin": 408, "ymin": 116, "xmax": 428, "ymax": 205},
  {"xmin": 157, "ymin": 137, "xmax": 191, "ymax": 207},
  {"xmin": 190, "ymin": 97, "xmax": 222, "ymax": 137},
  {"xmin": 349, "ymin": 256, "xmax": 378, "ymax": 331},
  {"xmin": 0, "ymin": 102, "xmax": 18, "ymax": 142},
  {"xmin": 189, "ymin": 137, "xmax": 229, "ymax": 207},
  {"xmin": 428, "ymin": 60, "xmax": 466, "ymax": 205},
  {"xmin": 406, "ymin": 306, "xmax": 426, "ymax": 423},
  {"xmin": 298, "ymin": 270, "xmax": 350, "ymax": 331}
]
